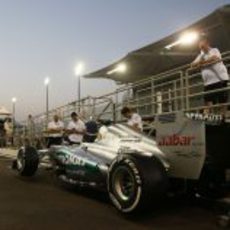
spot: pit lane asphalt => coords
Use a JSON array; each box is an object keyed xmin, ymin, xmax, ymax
[{"xmin": 0, "ymin": 154, "xmax": 222, "ymax": 230}]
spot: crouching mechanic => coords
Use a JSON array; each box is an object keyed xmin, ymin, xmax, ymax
[
  {"xmin": 66, "ymin": 112, "xmax": 86, "ymax": 145},
  {"xmin": 46, "ymin": 115, "xmax": 64, "ymax": 148},
  {"xmin": 121, "ymin": 106, "xmax": 143, "ymax": 132}
]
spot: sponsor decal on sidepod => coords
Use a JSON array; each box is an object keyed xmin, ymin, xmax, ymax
[{"xmin": 158, "ymin": 134, "xmax": 195, "ymax": 146}]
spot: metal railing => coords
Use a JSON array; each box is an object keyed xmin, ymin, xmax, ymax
[{"xmin": 14, "ymin": 50, "xmax": 230, "ymax": 146}]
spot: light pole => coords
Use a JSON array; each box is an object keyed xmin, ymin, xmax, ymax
[
  {"xmin": 11, "ymin": 97, "xmax": 17, "ymax": 143},
  {"xmin": 74, "ymin": 62, "xmax": 85, "ymax": 113},
  {"xmin": 12, "ymin": 97, "xmax": 17, "ymax": 122},
  {"xmin": 44, "ymin": 77, "xmax": 50, "ymax": 127}
]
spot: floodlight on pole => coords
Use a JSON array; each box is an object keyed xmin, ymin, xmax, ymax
[
  {"xmin": 44, "ymin": 77, "xmax": 50, "ymax": 126},
  {"xmin": 44, "ymin": 77, "xmax": 50, "ymax": 86},
  {"xmin": 165, "ymin": 31, "xmax": 199, "ymax": 50},
  {"xmin": 75, "ymin": 62, "xmax": 85, "ymax": 77},
  {"xmin": 12, "ymin": 97, "xmax": 17, "ymax": 103},
  {"xmin": 12, "ymin": 97, "xmax": 17, "ymax": 119},
  {"xmin": 107, "ymin": 63, "xmax": 127, "ymax": 75},
  {"xmin": 74, "ymin": 62, "xmax": 85, "ymax": 112}
]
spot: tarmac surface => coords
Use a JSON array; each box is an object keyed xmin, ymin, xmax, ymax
[{"xmin": 0, "ymin": 148, "xmax": 224, "ymax": 230}]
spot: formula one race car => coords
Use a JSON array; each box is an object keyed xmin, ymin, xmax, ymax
[
  {"xmin": 13, "ymin": 112, "xmax": 230, "ymax": 214},
  {"xmin": 13, "ymin": 123, "xmax": 169, "ymax": 213}
]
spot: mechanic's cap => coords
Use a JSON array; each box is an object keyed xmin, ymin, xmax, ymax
[{"xmin": 71, "ymin": 112, "xmax": 78, "ymax": 117}]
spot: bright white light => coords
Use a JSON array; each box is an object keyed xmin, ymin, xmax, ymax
[
  {"xmin": 116, "ymin": 63, "xmax": 127, "ymax": 73},
  {"xmin": 179, "ymin": 32, "xmax": 199, "ymax": 45},
  {"xmin": 12, "ymin": 97, "xmax": 17, "ymax": 103},
  {"xmin": 165, "ymin": 31, "xmax": 199, "ymax": 50},
  {"xmin": 44, "ymin": 77, "xmax": 50, "ymax": 86},
  {"xmin": 107, "ymin": 63, "xmax": 127, "ymax": 75},
  {"xmin": 75, "ymin": 62, "xmax": 85, "ymax": 76}
]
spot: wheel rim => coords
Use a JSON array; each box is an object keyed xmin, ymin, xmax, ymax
[{"xmin": 113, "ymin": 166, "xmax": 136, "ymax": 202}]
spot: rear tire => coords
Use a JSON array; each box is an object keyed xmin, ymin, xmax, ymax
[
  {"xmin": 16, "ymin": 146, "xmax": 39, "ymax": 176},
  {"xmin": 108, "ymin": 154, "xmax": 168, "ymax": 213}
]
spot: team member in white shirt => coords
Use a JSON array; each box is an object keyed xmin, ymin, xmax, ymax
[
  {"xmin": 46, "ymin": 114, "xmax": 64, "ymax": 147},
  {"xmin": 66, "ymin": 112, "xmax": 86, "ymax": 145},
  {"xmin": 191, "ymin": 37, "xmax": 229, "ymax": 115},
  {"xmin": 121, "ymin": 106, "xmax": 143, "ymax": 132}
]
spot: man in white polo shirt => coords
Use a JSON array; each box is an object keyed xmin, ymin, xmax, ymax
[
  {"xmin": 47, "ymin": 114, "xmax": 64, "ymax": 147},
  {"xmin": 66, "ymin": 112, "xmax": 86, "ymax": 145},
  {"xmin": 121, "ymin": 106, "xmax": 143, "ymax": 132},
  {"xmin": 191, "ymin": 37, "xmax": 229, "ymax": 115}
]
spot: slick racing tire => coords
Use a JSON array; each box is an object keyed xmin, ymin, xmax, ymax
[
  {"xmin": 15, "ymin": 146, "xmax": 39, "ymax": 176},
  {"xmin": 108, "ymin": 154, "xmax": 168, "ymax": 213}
]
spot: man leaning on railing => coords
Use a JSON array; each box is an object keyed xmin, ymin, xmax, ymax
[{"xmin": 191, "ymin": 36, "xmax": 229, "ymax": 118}]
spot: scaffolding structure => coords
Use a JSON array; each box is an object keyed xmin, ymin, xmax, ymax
[{"xmin": 14, "ymin": 51, "xmax": 230, "ymax": 146}]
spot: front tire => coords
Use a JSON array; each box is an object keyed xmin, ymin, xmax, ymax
[
  {"xmin": 15, "ymin": 146, "xmax": 39, "ymax": 176},
  {"xmin": 108, "ymin": 154, "xmax": 168, "ymax": 213}
]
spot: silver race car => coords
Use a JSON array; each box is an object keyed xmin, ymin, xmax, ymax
[
  {"xmin": 13, "ymin": 112, "xmax": 230, "ymax": 214},
  {"xmin": 14, "ymin": 123, "xmax": 169, "ymax": 213}
]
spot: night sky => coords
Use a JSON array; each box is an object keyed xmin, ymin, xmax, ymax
[{"xmin": 0, "ymin": 0, "xmax": 229, "ymax": 119}]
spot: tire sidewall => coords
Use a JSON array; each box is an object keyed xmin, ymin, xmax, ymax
[
  {"xmin": 16, "ymin": 146, "xmax": 39, "ymax": 176},
  {"xmin": 108, "ymin": 155, "xmax": 142, "ymax": 213}
]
